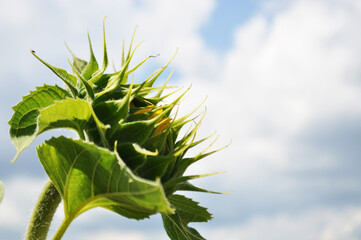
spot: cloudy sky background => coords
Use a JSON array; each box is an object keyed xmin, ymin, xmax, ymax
[{"xmin": 1, "ymin": 0, "xmax": 361, "ymax": 239}]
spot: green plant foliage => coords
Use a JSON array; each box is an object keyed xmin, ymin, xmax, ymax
[
  {"xmin": 9, "ymin": 85, "xmax": 71, "ymax": 162},
  {"xmin": 161, "ymin": 195, "xmax": 213, "ymax": 239},
  {"xmin": 9, "ymin": 20, "xmax": 226, "ymax": 239},
  {"xmin": 37, "ymin": 137, "xmax": 174, "ymax": 221}
]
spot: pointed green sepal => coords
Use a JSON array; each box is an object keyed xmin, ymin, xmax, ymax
[
  {"xmin": 68, "ymin": 59, "xmax": 95, "ymax": 100},
  {"xmin": 143, "ymin": 49, "xmax": 178, "ymax": 90},
  {"xmin": 81, "ymin": 32, "xmax": 99, "ymax": 80},
  {"xmin": 93, "ymin": 79, "xmax": 133, "ymax": 125},
  {"xmin": 164, "ymin": 172, "xmax": 224, "ymax": 195},
  {"xmin": 103, "ymin": 42, "xmax": 142, "ymax": 93},
  {"xmin": 65, "ymin": 42, "xmax": 88, "ymax": 74},
  {"xmin": 30, "ymin": 51, "xmax": 78, "ymax": 97},
  {"xmin": 89, "ymin": 18, "xmax": 109, "ymax": 85},
  {"xmin": 174, "ymin": 182, "xmax": 224, "ymax": 194}
]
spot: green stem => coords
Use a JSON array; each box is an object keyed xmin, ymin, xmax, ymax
[
  {"xmin": 52, "ymin": 216, "xmax": 74, "ymax": 240},
  {"xmin": 25, "ymin": 180, "xmax": 62, "ymax": 240}
]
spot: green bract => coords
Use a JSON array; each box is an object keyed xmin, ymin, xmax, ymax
[{"xmin": 9, "ymin": 21, "xmax": 225, "ymax": 240}]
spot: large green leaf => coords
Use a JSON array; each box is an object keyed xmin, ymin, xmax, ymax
[
  {"xmin": 0, "ymin": 181, "xmax": 4, "ymax": 204},
  {"xmin": 37, "ymin": 137, "xmax": 174, "ymax": 223},
  {"xmin": 162, "ymin": 195, "xmax": 211, "ymax": 240},
  {"xmin": 9, "ymin": 85, "xmax": 71, "ymax": 162},
  {"xmin": 10, "ymin": 96, "xmax": 108, "ymax": 162},
  {"xmin": 38, "ymin": 98, "xmax": 106, "ymax": 133}
]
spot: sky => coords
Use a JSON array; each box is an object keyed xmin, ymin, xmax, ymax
[{"xmin": 1, "ymin": 0, "xmax": 361, "ymax": 239}]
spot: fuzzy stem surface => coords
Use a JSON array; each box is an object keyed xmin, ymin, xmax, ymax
[{"xmin": 25, "ymin": 180, "xmax": 62, "ymax": 240}]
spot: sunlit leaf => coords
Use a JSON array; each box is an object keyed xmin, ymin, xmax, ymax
[
  {"xmin": 168, "ymin": 195, "xmax": 212, "ymax": 223},
  {"xmin": 89, "ymin": 18, "xmax": 108, "ymax": 85},
  {"xmin": 81, "ymin": 32, "xmax": 99, "ymax": 80},
  {"xmin": 37, "ymin": 137, "xmax": 174, "ymax": 223},
  {"xmin": 174, "ymin": 182, "xmax": 222, "ymax": 194},
  {"xmin": 65, "ymin": 42, "xmax": 88, "ymax": 74},
  {"xmin": 161, "ymin": 195, "xmax": 211, "ymax": 240},
  {"xmin": 31, "ymin": 51, "xmax": 78, "ymax": 97},
  {"xmin": 37, "ymin": 98, "xmax": 107, "ymax": 139},
  {"xmin": 9, "ymin": 85, "xmax": 71, "ymax": 162}
]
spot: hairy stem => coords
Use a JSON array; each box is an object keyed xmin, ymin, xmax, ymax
[{"xmin": 25, "ymin": 180, "xmax": 62, "ymax": 240}]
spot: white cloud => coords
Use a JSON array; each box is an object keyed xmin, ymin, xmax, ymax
[
  {"xmin": 131, "ymin": 0, "xmax": 218, "ymax": 78},
  {"xmin": 77, "ymin": 229, "xmax": 165, "ymax": 240},
  {"xmin": 203, "ymin": 207, "xmax": 361, "ymax": 240},
  {"xmin": 178, "ymin": 0, "xmax": 361, "ymax": 186},
  {"xmin": 0, "ymin": 0, "xmax": 34, "ymax": 26},
  {"xmin": 172, "ymin": 2, "xmax": 361, "ymax": 235},
  {"xmin": 0, "ymin": 177, "xmax": 46, "ymax": 230}
]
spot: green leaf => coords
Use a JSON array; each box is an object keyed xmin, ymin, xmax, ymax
[
  {"xmin": 172, "ymin": 140, "xmax": 230, "ymax": 179},
  {"xmin": 38, "ymin": 98, "xmax": 108, "ymax": 145},
  {"xmin": 136, "ymin": 155, "xmax": 176, "ymax": 180},
  {"xmin": 102, "ymin": 42, "xmax": 141, "ymax": 94},
  {"xmin": 162, "ymin": 213, "xmax": 205, "ymax": 240},
  {"xmin": 81, "ymin": 32, "xmax": 99, "ymax": 80},
  {"xmin": 116, "ymin": 142, "xmax": 157, "ymax": 171},
  {"xmin": 38, "ymin": 98, "xmax": 96, "ymax": 132},
  {"xmin": 174, "ymin": 182, "xmax": 222, "ymax": 194},
  {"xmin": 68, "ymin": 59, "xmax": 95, "ymax": 100},
  {"xmin": 37, "ymin": 136, "xmax": 174, "ymax": 223},
  {"xmin": 93, "ymin": 81, "xmax": 132, "ymax": 126},
  {"xmin": 31, "ymin": 51, "xmax": 78, "ymax": 97},
  {"xmin": 10, "ymin": 97, "xmax": 107, "ymax": 162},
  {"xmin": 164, "ymin": 173, "xmax": 223, "ymax": 195},
  {"xmin": 0, "ymin": 181, "xmax": 4, "ymax": 204},
  {"xmin": 161, "ymin": 195, "xmax": 211, "ymax": 240},
  {"xmin": 9, "ymin": 85, "xmax": 71, "ymax": 162},
  {"xmin": 107, "ymin": 120, "xmax": 156, "ymax": 146},
  {"xmin": 89, "ymin": 18, "xmax": 108, "ymax": 85},
  {"xmin": 168, "ymin": 195, "xmax": 212, "ymax": 223},
  {"xmin": 143, "ymin": 49, "xmax": 178, "ymax": 90},
  {"xmin": 65, "ymin": 42, "xmax": 88, "ymax": 74}
]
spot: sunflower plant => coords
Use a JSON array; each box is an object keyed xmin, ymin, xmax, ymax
[{"xmin": 9, "ymin": 20, "xmax": 226, "ymax": 240}]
